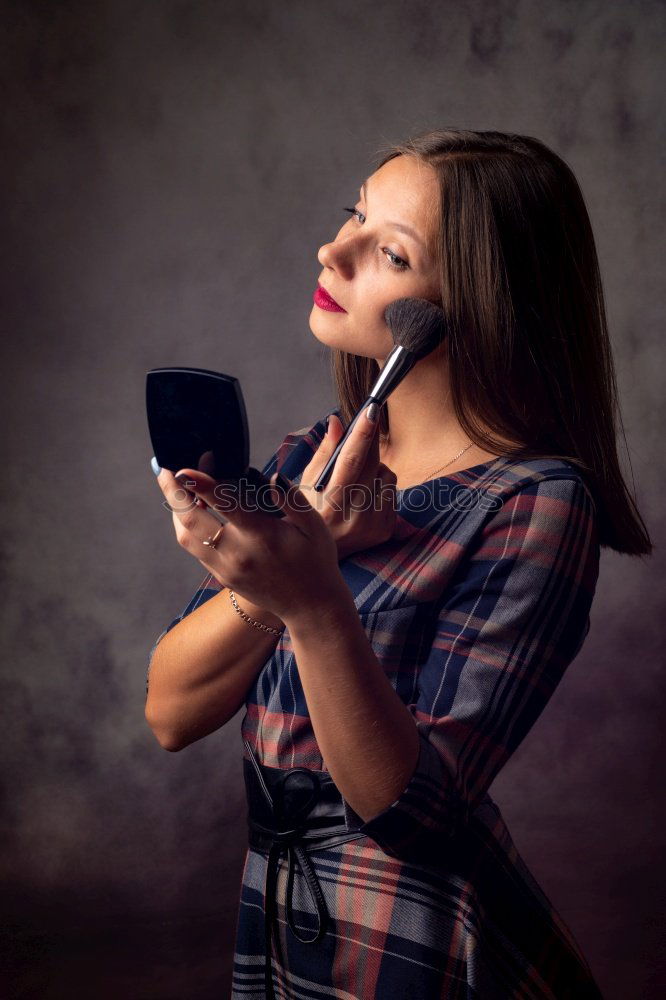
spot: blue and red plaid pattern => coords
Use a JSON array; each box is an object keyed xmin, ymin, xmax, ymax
[{"xmin": 148, "ymin": 408, "xmax": 603, "ymax": 998}]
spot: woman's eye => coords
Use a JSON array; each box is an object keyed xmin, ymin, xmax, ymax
[
  {"xmin": 343, "ymin": 206, "xmax": 365, "ymax": 224},
  {"xmin": 341, "ymin": 207, "xmax": 409, "ymax": 272}
]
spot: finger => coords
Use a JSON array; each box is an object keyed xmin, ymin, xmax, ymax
[
  {"xmin": 268, "ymin": 470, "xmax": 323, "ymax": 537},
  {"xmin": 155, "ymin": 469, "xmax": 230, "ymax": 571},
  {"xmin": 323, "ymin": 413, "xmax": 345, "ymax": 449},
  {"xmin": 173, "ymin": 468, "xmax": 268, "ymax": 534},
  {"xmin": 157, "ymin": 467, "xmax": 222, "ymax": 530},
  {"xmin": 327, "ymin": 403, "xmax": 381, "ymax": 490},
  {"xmin": 156, "ymin": 466, "xmax": 201, "ymax": 517},
  {"xmin": 161, "ymin": 472, "xmax": 227, "ymax": 538},
  {"xmin": 302, "ymin": 413, "xmax": 344, "ymax": 479},
  {"xmin": 358, "ymin": 406, "xmax": 381, "ymax": 479},
  {"xmin": 299, "ymin": 415, "xmax": 347, "ymax": 511},
  {"xmin": 172, "ymin": 505, "xmax": 229, "ymax": 556}
]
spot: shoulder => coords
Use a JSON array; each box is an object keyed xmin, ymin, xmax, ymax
[
  {"xmin": 451, "ymin": 455, "xmax": 600, "ymax": 590},
  {"xmin": 476, "ymin": 455, "xmax": 598, "ymax": 522},
  {"xmin": 468, "ymin": 456, "xmax": 600, "ymax": 599},
  {"xmin": 426, "ymin": 458, "xmax": 601, "ymax": 637}
]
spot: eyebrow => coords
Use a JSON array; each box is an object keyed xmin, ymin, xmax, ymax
[{"xmin": 360, "ymin": 180, "xmax": 426, "ymax": 252}]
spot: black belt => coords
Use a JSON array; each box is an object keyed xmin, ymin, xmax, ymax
[{"xmin": 242, "ymin": 739, "xmax": 366, "ymax": 1000}]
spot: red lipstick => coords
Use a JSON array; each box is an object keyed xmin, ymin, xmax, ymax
[{"xmin": 313, "ymin": 283, "xmax": 346, "ymax": 313}]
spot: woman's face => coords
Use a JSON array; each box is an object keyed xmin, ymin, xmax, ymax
[{"xmin": 309, "ymin": 154, "xmax": 441, "ymax": 362}]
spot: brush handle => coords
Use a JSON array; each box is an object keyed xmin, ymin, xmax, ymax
[
  {"xmin": 313, "ymin": 341, "xmax": 421, "ymax": 492},
  {"xmin": 313, "ymin": 396, "xmax": 378, "ymax": 492}
]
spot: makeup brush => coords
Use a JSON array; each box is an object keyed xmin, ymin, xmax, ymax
[{"xmin": 313, "ymin": 297, "xmax": 449, "ymax": 491}]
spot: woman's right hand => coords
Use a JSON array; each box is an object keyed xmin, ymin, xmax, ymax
[{"xmin": 297, "ymin": 408, "xmax": 398, "ymax": 561}]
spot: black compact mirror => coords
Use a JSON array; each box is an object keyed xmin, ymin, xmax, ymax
[{"xmin": 145, "ymin": 367, "xmax": 284, "ymax": 517}]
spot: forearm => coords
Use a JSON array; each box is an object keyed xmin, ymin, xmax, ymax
[
  {"xmin": 145, "ymin": 588, "xmax": 283, "ymax": 750},
  {"xmin": 283, "ymin": 577, "xmax": 420, "ymax": 824}
]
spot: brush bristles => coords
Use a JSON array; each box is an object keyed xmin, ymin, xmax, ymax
[{"xmin": 384, "ymin": 297, "xmax": 448, "ymax": 359}]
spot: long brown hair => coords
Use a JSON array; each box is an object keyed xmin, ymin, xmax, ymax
[{"xmin": 330, "ymin": 128, "xmax": 652, "ymax": 557}]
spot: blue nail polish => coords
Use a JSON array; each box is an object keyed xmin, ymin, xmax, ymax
[{"xmin": 150, "ymin": 456, "xmax": 162, "ymax": 476}]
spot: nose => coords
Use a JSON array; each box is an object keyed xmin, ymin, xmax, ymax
[{"xmin": 317, "ymin": 232, "xmax": 355, "ymax": 279}]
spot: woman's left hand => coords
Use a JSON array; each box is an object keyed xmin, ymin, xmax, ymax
[{"xmin": 168, "ymin": 468, "xmax": 345, "ymax": 624}]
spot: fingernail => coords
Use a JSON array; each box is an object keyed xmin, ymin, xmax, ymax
[
  {"xmin": 325, "ymin": 415, "xmax": 331, "ymax": 435},
  {"xmin": 150, "ymin": 456, "xmax": 162, "ymax": 476},
  {"xmin": 276, "ymin": 471, "xmax": 291, "ymax": 491},
  {"xmin": 175, "ymin": 473, "xmax": 197, "ymax": 490},
  {"xmin": 366, "ymin": 402, "xmax": 378, "ymax": 423}
]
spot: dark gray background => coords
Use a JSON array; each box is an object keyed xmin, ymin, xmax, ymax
[{"xmin": 2, "ymin": 1, "xmax": 664, "ymax": 997}]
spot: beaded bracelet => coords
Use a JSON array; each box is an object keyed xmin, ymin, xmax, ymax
[{"xmin": 228, "ymin": 589, "xmax": 285, "ymax": 637}]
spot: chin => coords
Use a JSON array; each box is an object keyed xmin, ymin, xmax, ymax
[
  {"xmin": 308, "ymin": 307, "xmax": 349, "ymax": 349},
  {"xmin": 308, "ymin": 308, "xmax": 391, "ymax": 361}
]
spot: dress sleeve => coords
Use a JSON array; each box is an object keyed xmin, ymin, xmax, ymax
[
  {"xmin": 145, "ymin": 408, "xmax": 337, "ymax": 695},
  {"xmin": 347, "ymin": 475, "xmax": 600, "ymax": 863}
]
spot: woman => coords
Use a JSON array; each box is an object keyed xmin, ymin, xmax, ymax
[{"xmin": 145, "ymin": 129, "xmax": 652, "ymax": 999}]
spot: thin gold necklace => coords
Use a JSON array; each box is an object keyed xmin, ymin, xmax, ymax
[{"xmin": 381, "ymin": 433, "xmax": 475, "ymax": 484}]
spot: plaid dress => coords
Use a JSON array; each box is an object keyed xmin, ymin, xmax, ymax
[{"xmin": 148, "ymin": 407, "xmax": 603, "ymax": 999}]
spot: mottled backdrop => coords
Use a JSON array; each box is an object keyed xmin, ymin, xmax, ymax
[{"xmin": 1, "ymin": 1, "xmax": 664, "ymax": 997}]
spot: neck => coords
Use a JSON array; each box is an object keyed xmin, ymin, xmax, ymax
[{"xmin": 379, "ymin": 346, "xmax": 468, "ymax": 463}]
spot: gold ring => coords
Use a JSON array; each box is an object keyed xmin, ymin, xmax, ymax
[{"xmin": 202, "ymin": 527, "xmax": 224, "ymax": 549}]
